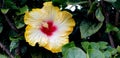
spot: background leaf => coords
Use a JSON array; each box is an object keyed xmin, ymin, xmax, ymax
[
  {"xmin": 63, "ymin": 47, "xmax": 86, "ymax": 58},
  {"xmin": 16, "ymin": 5, "xmax": 28, "ymax": 15},
  {"xmin": 0, "ymin": 54, "xmax": 8, "ymax": 58},
  {"xmin": 95, "ymin": 7, "xmax": 104, "ymax": 22},
  {"xmin": 1, "ymin": 9, "xmax": 9, "ymax": 14},
  {"xmin": 104, "ymin": 0, "xmax": 117, "ymax": 3},
  {"xmin": 88, "ymin": 49, "xmax": 105, "ymax": 58},
  {"xmin": 80, "ymin": 20, "xmax": 103, "ymax": 38},
  {"xmin": 105, "ymin": 23, "xmax": 119, "ymax": 33},
  {"xmin": 62, "ymin": 42, "xmax": 76, "ymax": 55}
]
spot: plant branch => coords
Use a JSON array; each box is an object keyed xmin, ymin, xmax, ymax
[
  {"xmin": 0, "ymin": 42, "xmax": 14, "ymax": 58},
  {"xmin": 108, "ymin": 33, "xmax": 115, "ymax": 48},
  {"xmin": 3, "ymin": 14, "xmax": 18, "ymax": 33},
  {"xmin": 115, "ymin": 10, "xmax": 119, "ymax": 26},
  {"xmin": 100, "ymin": 0, "xmax": 115, "ymax": 48}
]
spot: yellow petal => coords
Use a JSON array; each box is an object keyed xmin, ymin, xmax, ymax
[
  {"xmin": 25, "ymin": 25, "xmax": 48, "ymax": 46},
  {"xmin": 44, "ymin": 36, "xmax": 69, "ymax": 53},
  {"xmin": 24, "ymin": 8, "xmax": 48, "ymax": 27},
  {"xmin": 41, "ymin": 2, "xmax": 60, "ymax": 20},
  {"xmin": 54, "ymin": 11, "xmax": 75, "ymax": 36}
]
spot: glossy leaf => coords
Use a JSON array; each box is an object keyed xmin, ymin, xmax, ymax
[
  {"xmin": 95, "ymin": 7, "xmax": 104, "ymax": 22},
  {"xmin": 90, "ymin": 42, "xmax": 100, "ymax": 49},
  {"xmin": 15, "ymin": 17, "xmax": 25, "ymax": 29},
  {"xmin": 105, "ymin": 23, "xmax": 119, "ymax": 33},
  {"xmin": 103, "ymin": 51, "xmax": 111, "ymax": 58},
  {"xmin": 107, "ymin": 47, "xmax": 117, "ymax": 55},
  {"xmin": 117, "ymin": 46, "xmax": 120, "ymax": 53},
  {"xmin": 80, "ymin": 20, "xmax": 103, "ymax": 38},
  {"xmin": 81, "ymin": 42, "xmax": 90, "ymax": 51},
  {"xmin": 98, "ymin": 41, "xmax": 108, "ymax": 49},
  {"xmin": 10, "ymin": 40, "xmax": 19, "ymax": 52},
  {"xmin": 88, "ymin": 49, "xmax": 105, "ymax": 58},
  {"xmin": 1, "ymin": 9, "xmax": 9, "ymax": 14},
  {"xmin": 16, "ymin": 5, "xmax": 28, "ymax": 15},
  {"xmin": 63, "ymin": 47, "xmax": 86, "ymax": 58},
  {"xmin": 62, "ymin": 42, "xmax": 76, "ymax": 55},
  {"xmin": 105, "ymin": 0, "xmax": 116, "ymax": 3}
]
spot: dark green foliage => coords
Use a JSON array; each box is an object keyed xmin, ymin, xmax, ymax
[{"xmin": 0, "ymin": 0, "xmax": 120, "ymax": 58}]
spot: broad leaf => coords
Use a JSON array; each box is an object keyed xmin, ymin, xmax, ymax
[
  {"xmin": 62, "ymin": 42, "xmax": 76, "ymax": 55},
  {"xmin": 95, "ymin": 7, "xmax": 104, "ymax": 22},
  {"xmin": 10, "ymin": 40, "xmax": 19, "ymax": 52},
  {"xmin": 105, "ymin": 23, "xmax": 119, "ymax": 33},
  {"xmin": 107, "ymin": 46, "xmax": 117, "ymax": 55},
  {"xmin": 16, "ymin": 5, "xmax": 28, "ymax": 15},
  {"xmin": 81, "ymin": 42, "xmax": 90, "ymax": 51},
  {"xmin": 98, "ymin": 41, "xmax": 108, "ymax": 49},
  {"xmin": 63, "ymin": 47, "xmax": 86, "ymax": 58},
  {"xmin": 103, "ymin": 51, "xmax": 111, "ymax": 58},
  {"xmin": 117, "ymin": 46, "xmax": 120, "ymax": 53},
  {"xmin": 15, "ymin": 17, "xmax": 25, "ymax": 29},
  {"xmin": 90, "ymin": 42, "xmax": 100, "ymax": 49},
  {"xmin": 1, "ymin": 9, "xmax": 9, "ymax": 14},
  {"xmin": 105, "ymin": 0, "xmax": 116, "ymax": 3},
  {"xmin": 80, "ymin": 20, "xmax": 103, "ymax": 38},
  {"xmin": 88, "ymin": 49, "xmax": 105, "ymax": 58}
]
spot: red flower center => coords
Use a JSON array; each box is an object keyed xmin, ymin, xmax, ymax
[{"xmin": 40, "ymin": 21, "xmax": 57, "ymax": 36}]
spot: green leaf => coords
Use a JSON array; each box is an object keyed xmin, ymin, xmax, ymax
[
  {"xmin": 15, "ymin": 17, "xmax": 25, "ymax": 29},
  {"xmin": 117, "ymin": 46, "xmax": 120, "ymax": 54},
  {"xmin": 81, "ymin": 41, "xmax": 90, "ymax": 51},
  {"xmin": 63, "ymin": 47, "xmax": 86, "ymax": 58},
  {"xmin": 5, "ymin": 0, "xmax": 18, "ymax": 9},
  {"xmin": 112, "ymin": 0, "xmax": 120, "ymax": 10},
  {"xmin": 1, "ymin": 9, "xmax": 9, "ymax": 14},
  {"xmin": 105, "ymin": 0, "xmax": 116, "ymax": 3},
  {"xmin": 88, "ymin": 1, "xmax": 97, "ymax": 14},
  {"xmin": 107, "ymin": 46, "xmax": 117, "ymax": 55},
  {"xmin": 0, "ymin": 54, "xmax": 8, "ymax": 58},
  {"xmin": 105, "ymin": 23, "xmax": 119, "ymax": 33},
  {"xmin": 80, "ymin": 20, "xmax": 103, "ymax": 38},
  {"xmin": 16, "ymin": 5, "xmax": 28, "ymax": 15},
  {"xmin": 0, "ymin": 23, "xmax": 3, "ymax": 33},
  {"xmin": 88, "ymin": 49, "xmax": 105, "ymax": 58},
  {"xmin": 98, "ymin": 41, "xmax": 108, "ymax": 49},
  {"xmin": 95, "ymin": 7, "xmax": 105, "ymax": 22},
  {"xmin": 10, "ymin": 40, "xmax": 19, "ymax": 52},
  {"xmin": 62, "ymin": 42, "xmax": 76, "ymax": 55},
  {"xmin": 103, "ymin": 51, "xmax": 111, "ymax": 58},
  {"xmin": 90, "ymin": 42, "xmax": 100, "ymax": 49}
]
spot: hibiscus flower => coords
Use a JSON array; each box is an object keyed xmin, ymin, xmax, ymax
[{"xmin": 24, "ymin": 2, "xmax": 75, "ymax": 53}]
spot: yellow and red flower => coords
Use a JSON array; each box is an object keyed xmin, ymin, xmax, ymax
[{"xmin": 24, "ymin": 2, "xmax": 75, "ymax": 53}]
